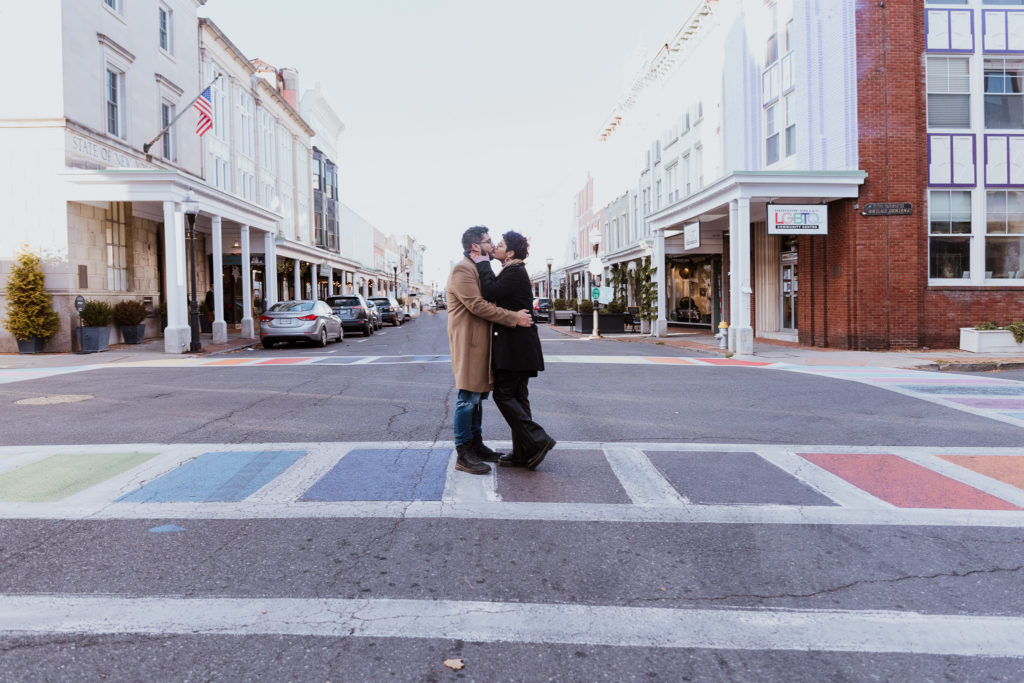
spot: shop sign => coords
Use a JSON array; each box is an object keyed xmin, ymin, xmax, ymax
[
  {"xmin": 683, "ymin": 222, "xmax": 700, "ymax": 250},
  {"xmin": 863, "ymin": 202, "xmax": 912, "ymax": 216},
  {"xmin": 767, "ymin": 204, "xmax": 828, "ymax": 235}
]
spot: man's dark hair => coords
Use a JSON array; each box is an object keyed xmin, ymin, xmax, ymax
[
  {"xmin": 462, "ymin": 226, "xmax": 489, "ymax": 251},
  {"xmin": 502, "ymin": 230, "xmax": 529, "ymax": 260}
]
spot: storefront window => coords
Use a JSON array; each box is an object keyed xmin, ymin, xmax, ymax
[{"xmin": 666, "ymin": 255, "xmax": 718, "ymax": 326}]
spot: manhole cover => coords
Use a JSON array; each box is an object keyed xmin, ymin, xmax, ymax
[{"xmin": 15, "ymin": 395, "xmax": 94, "ymax": 405}]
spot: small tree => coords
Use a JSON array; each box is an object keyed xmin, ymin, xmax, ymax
[
  {"xmin": 113, "ymin": 300, "xmax": 146, "ymax": 326},
  {"xmin": 636, "ymin": 257, "xmax": 658, "ymax": 322},
  {"xmin": 2, "ymin": 248, "xmax": 60, "ymax": 341},
  {"xmin": 80, "ymin": 300, "xmax": 114, "ymax": 327}
]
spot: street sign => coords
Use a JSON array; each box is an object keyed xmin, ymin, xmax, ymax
[
  {"xmin": 863, "ymin": 202, "xmax": 912, "ymax": 216},
  {"xmin": 591, "ymin": 287, "xmax": 600, "ymax": 301},
  {"xmin": 598, "ymin": 286, "xmax": 614, "ymax": 304},
  {"xmin": 74, "ymin": 295, "xmax": 86, "ymax": 313}
]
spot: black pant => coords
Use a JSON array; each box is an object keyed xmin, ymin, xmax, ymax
[{"xmin": 492, "ymin": 369, "xmax": 550, "ymax": 461}]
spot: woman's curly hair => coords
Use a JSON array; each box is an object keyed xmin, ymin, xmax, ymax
[{"xmin": 502, "ymin": 230, "xmax": 529, "ymax": 260}]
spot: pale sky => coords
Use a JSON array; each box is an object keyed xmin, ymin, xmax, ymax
[{"xmin": 198, "ymin": 1, "xmax": 694, "ymax": 284}]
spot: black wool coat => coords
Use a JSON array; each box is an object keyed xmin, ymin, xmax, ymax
[{"xmin": 476, "ymin": 260, "xmax": 545, "ymax": 375}]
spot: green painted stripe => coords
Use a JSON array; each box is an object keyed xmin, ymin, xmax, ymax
[{"xmin": 0, "ymin": 453, "xmax": 157, "ymax": 502}]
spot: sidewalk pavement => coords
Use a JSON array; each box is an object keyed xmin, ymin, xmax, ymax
[
  {"xmin": 543, "ymin": 324, "xmax": 1024, "ymax": 373},
  {"xmin": 4, "ymin": 322, "xmax": 1024, "ymax": 373}
]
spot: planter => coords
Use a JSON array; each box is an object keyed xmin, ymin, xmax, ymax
[
  {"xmin": 571, "ymin": 313, "xmax": 627, "ymax": 335},
  {"xmin": 76, "ymin": 326, "xmax": 111, "ymax": 354},
  {"xmin": 200, "ymin": 315, "xmax": 212, "ymax": 333},
  {"xmin": 553, "ymin": 310, "xmax": 574, "ymax": 326},
  {"xmin": 16, "ymin": 337, "xmax": 45, "ymax": 354},
  {"xmin": 959, "ymin": 327, "xmax": 1024, "ymax": 353},
  {"xmin": 120, "ymin": 324, "xmax": 146, "ymax": 344}
]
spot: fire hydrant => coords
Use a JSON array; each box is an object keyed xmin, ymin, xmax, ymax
[{"xmin": 717, "ymin": 320, "xmax": 729, "ymax": 349}]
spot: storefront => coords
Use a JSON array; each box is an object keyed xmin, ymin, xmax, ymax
[{"xmin": 665, "ymin": 254, "xmax": 722, "ymax": 328}]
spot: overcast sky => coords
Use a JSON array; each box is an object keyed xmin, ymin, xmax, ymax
[{"xmin": 199, "ymin": 1, "xmax": 693, "ymax": 283}]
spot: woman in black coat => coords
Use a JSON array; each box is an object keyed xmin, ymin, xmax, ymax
[{"xmin": 476, "ymin": 231, "xmax": 556, "ymax": 469}]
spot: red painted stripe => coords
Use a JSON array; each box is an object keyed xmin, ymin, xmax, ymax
[{"xmin": 797, "ymin": 452, "xmax": 1022, "ymax": 510}]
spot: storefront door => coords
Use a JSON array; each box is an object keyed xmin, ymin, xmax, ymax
[{"xmin": 780, "ymin": 251, "xmax": 797, "ymax": 331}]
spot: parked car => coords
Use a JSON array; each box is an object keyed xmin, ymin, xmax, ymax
[
  {"xmin": 258, "ymin": 300, "xmax": 342, "ymax": 348},
  {"xmin": 532, "ymin": 297, "xmax": 552, "ymax": 323},
  {"xmin": 369, "ymin": 296, "xmax": 405, "ymax": 326},
  {"xmin": 434, "ymin": 295, "xmax": 447, "ymax": 310},
  {"xmin": 326, "ymin": 294, "xmax": 374, "ymax": 337},
  {"xmin": 365, "ymin": 299, "xmax": 383, "ymax": 329}
]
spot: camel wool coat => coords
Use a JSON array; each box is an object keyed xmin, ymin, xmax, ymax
[{"xmin": 446, "ymin": 257, "xmax": 521, "ymax": 393}]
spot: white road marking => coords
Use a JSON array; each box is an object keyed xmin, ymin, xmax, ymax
[
  {"xmin": 442, "ymin": 449, "xmax": 499, "ymax": 503},
  {"xmin": 2, "ymin": 595, "xmax": 1022, "ymax": 656},
  {"xmin": 602, "ymin": 446, "xmax": 689, "ymax": 506},
  {"xmin": 754, "ymin": 446, "xmax": 894, "ymax": 510}
]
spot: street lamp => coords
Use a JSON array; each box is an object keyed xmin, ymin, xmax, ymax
[
  {"xmin": 546, "ymin": 257, "xmax": 554, "ymax": 324},
  {"xmin": 392, "ymin": 264, "xmax": 398, "ymax": 297},
  {"xmin": 183, "ymin": 190, "xmax": 202, "ymax": 352},
  {"xmin": 588, "ymin": 228, "xmax": 603, "ymax": 338}
]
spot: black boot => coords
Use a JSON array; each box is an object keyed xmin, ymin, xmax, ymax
[
  {"xmin": 455, "ymin": 444, "xmax": 490, "ymax": 474},
  {"xmin": 470, "ymin": 435, "xmax": 505, "ymax": 463}
]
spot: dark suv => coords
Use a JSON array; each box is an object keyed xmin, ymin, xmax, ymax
[
  {"xmin": 532, "ymin": 297, "xmax": 552, "ymax": 323},
  {"xmin": 326, "ymin": 294, "xmax": 374, "ymax": 336},
  {"xmin": 369, "ymin": 296, "xmax": 405, "ymax": 326}
]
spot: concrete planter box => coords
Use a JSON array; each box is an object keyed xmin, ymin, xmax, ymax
[
  {"xmin": 16, "ymin": 337, "xmax": 46, "ymax": 354},
  {"xmin": 75, "ymin": 326, "xmax": 111, "ymax": 354},
  {"xmin": 572, "ymin": 313, "xmax": 626, "ymax": 335},
  {"xmin": 120, "ymin": 324, "xmax": 146, "ymax": 344},
  {"xmin": 959, "ymin": 327, "xmax": 1024, "ymax": 353}
]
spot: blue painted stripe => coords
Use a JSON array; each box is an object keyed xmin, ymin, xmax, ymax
[
  {"xmin": 312, "ymin": 357, "xmax": 369, "ymax": 364},
  {"xmin": 897, "ymin": 385, "xmax": 1024, "ymax": 396},
  {"xmin": 118, "ymin": 451, "xmax": 305, "ymax": 503},
  {"xmin": 301, "ymin": 449, "xmax": 451, "ymax": 502}
]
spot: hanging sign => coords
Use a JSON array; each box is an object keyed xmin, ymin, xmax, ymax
[
  {"xmin": 767, "ymin": 204, "xmax": 828, "ymax": 235},
  {"xmin": 683, "ymin": 221, "xmax": 700, "ymax": 250}
]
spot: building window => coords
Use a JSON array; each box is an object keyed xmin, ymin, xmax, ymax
[
  {"xmin": 105, "ymin": 202, "xmax": 129, "ymax": 291},
  {"xmin": 785, "ymin": 94, "xmax": 797, "ymax": 157},
  {"xmin": 158, "ymin": 4, "xmax": 173, "ymax": 54},
  {"xmin": 655, "ymin": 179, "xmax": 662, "ymax": 210},
  {"xmin": 929, "ymin": 190, "xmax": 972, "ymax": 279},
  {"xmin": 160, "ymin": 101, "xmax": 175, "ymax": 161},
  {"xmin": 984, "ymin": 58, "xmax": 1024, "ymax": 129},
  {"xmin": 665, "ymin": 163, "xmax": 678, "ymax": 202},
  {"xmin": 682, "ymin": 154, "xmax": 691, "ymax": 195},
  {"xmin": 927, "ymin": 56, "xmax": 971, "ymax": 128},
  {"xmin": 986, "ymin": 190, "xmax": 1024, "ymax": 278},
  {"xmin": 765, "ymin": 104, "xmax": 780, "ymax": 165},
  {"xmin": 103, "ymin": 0, "xmax": 121, "ymax": 13},
  {"xmin": 765, "ymin": 3, "xmax": 779, "ymax": 64},
  {"xmin": 237, "ymin": 90, "xmax": 255, "ymax": 158},
  {"xmin": 694, "ymin": 145, "xmax": 704, "ymax": 188},
  {"xmin": 106, "ymin": 68, "xmax": 123, "ymax": 137}
]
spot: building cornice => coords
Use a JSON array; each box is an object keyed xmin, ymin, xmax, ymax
[
  {"xmin": 97, "ymin": 33, "xmax": 136, "ymax": 64},
  {"xmin": 154, "ymin": 73, "xmax": 184, "ymax": 97},
  {"xmin": 199, "ymin": 18, "xmax": 256, "ymax": 76}
]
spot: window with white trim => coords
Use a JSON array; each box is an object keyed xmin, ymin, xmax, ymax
[
  {"xmin": 236, "ymin": 89, "xmax": 255, "ymax": 158},
  {"xmin": 665, "ymin": 163, "xmax": 678, "ymax": 203},
  {"xmin": 105, "ymin": 67, "xmax": 124, "ymax": 138},
  {"xmin": 105, "ymin": 202, "xmax": 129, "ymax": 291},
  {"xmin": 158, "ymin": 4, "xmax": 173, "ymax": 54},
  {"xmin": 103, "ymin": 0, "xmax": 122, "ymax": 13},
  {"xmin": 694, "ymin": 144, "xmax": 704, "ymax": 188},
  {"xmin": 765, "ymin": 104, "xmax": 780, "ymax": 165},
  {"xmin": 785, "ymin": 94, "xmax": 797, "ymax": 157},
  {"xmin": 985, "ymin": 190, "xmax": 1024, "ymax": 278},
  {"xmin": 160, "ymin": 100, "xmax": 175, "ymax": 161},
  {"xmin": 929, "ymin": 189, "xmax": 972, "ymax": 279},
  {"xmin": 927, "ymin": 56, "xmax": 971, "ymax": 128},
  {"xmin": 984, "ymin": 58, "xmax": 1024, "ymax": 129}
]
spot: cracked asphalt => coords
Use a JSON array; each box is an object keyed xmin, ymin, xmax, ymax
[{"xmin": 1, "ymin": 313, "xmax": 1023, "ymax": 680}]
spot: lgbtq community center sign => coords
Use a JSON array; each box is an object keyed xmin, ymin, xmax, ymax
[{"xmin": 767, "ymin": 204, "xmax": 828, "ymax": 235}]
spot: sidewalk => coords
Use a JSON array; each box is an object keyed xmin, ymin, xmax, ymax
[{"xmin": 544, "ymin": 324, "xmax": 1024, "ymax": 372}]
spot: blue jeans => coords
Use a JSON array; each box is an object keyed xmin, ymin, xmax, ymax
[{"xmin": 453, "ymin": 389, "xmax": 488, "ymax": 446}]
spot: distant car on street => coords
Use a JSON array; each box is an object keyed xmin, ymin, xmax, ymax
[
  {"xmin": 258, "ymin": 300, "xmax": 342, "ymax": 348},
  {"xmin": 325, "ymin": 294, "xmax": 374, "ymax": 337},
  {"xmin": 365, "ymin": 299, "xmax": 383, "ymax": 329},
  {"xmin": 369, "ymin": 296, "xmax": 405, "ymax": 326},
  {"xmin": 532, "ymin": 297, "xmax": 551, "ymax": 323}
]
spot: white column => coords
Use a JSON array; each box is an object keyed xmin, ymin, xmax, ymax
[
  {"xmin": 324, "ymin": 265, "xmax": 333, "ymax": 297},
  {"xmin": 361, "ymin": 278, "xmax": 367, "ymax": 298},
  {"xmin": 210, "ymin": 216, "xmax": 227, "ymax": 343},
  {"xmin": 293, "ymin": 259, "xmax": 301, "ymax": 301},
  {"xmin": 240, "ymin": 225, "xmax": 254, "ymax": 338},
  {"xmin": 728, "ymin": 200, "xmax": 738, "ymax": 352},
  {"xmin": 653, "ymin": 229, "xmax": 668, "ymax": 337},
  {"xmin": 735, "ymin": 197, "xmax": 753, "ymax": 355},
  {"xmin": 310, "ymin": 263, "xmax": 318, "ymax": 301},
  {"xmin": 162, "ymin": 201, "xmax": 189, "ymax": 353},
  {"xmin": 264, "ymin": 231, "xmax": 278, "ymax": 308}
]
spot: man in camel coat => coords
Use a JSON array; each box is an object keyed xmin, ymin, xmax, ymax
[{"xmin": 446, "ymin": 225, "xmax": 532, "ymax": 474}]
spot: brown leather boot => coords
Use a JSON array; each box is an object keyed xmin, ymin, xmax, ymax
[{"xmin": 455, "ymin": 444, "xmax": 490, "ymax": 474}]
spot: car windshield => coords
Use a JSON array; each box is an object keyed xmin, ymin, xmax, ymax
[
  {"xmin": 327, "ymin": 298, "xmax": 360, "ymax": 307},
  {"xmin": 370, "ymin": 299, "xmax": 389, "ymax": 306},
  {"xmin": 270, "ymin": 301, "xmax": 314, "ymax": 312}
]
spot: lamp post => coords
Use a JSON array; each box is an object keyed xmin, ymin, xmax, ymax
[
  {"xmin": 392, "ymin": 264, "xmax": 397, "ymax": 297},
  {"xmin": 183, "ymin": 190, "xmax": 202, "ymax": 352},
  {"xmin": 546, "ymin": 257, "xmax": 554, "ymax": 324},
  {"xmin": 588, "ymin": 228, "xmax": 603, "ymax": 338}
]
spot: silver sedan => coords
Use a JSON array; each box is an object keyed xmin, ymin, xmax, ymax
[{"xmin": 258, "ymin": 300, "xmax": 343, "ymax": 349}]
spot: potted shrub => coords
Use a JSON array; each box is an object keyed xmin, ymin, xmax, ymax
[
  {"xmin": 76, "ymin": 299, "xmax": 114, "ymax": 353},
  {"xmin": 573, "ymin": 299, "xmax": 594, "ymax": 333},
  {"xmin": 960, "ymin": 321, "xmax": 1024, "ymax": 353},
  {"xmin": 113, "ymin": 299, "xmax": 147, "ymax": 344},
  {"xmin": 2, "ymin": 248, "xmax": 60, "ymax": 353},
  {"xmin": 635, "ymin": 257, "xmax": 658, "ymax": 334}
]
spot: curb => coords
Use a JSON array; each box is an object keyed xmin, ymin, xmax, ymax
[{"xmin": 928, "ymin": 360, "xmax": 1024, "ymax": 373}]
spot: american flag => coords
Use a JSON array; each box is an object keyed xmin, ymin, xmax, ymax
[{"xmin": 194, "ymin": 87, "xmax": 213, "ymax": 136}]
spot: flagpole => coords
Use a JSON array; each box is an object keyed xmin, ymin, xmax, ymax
[{"xmin": 142, "ymin": 73, "xmax": 222, "ymax": 155}]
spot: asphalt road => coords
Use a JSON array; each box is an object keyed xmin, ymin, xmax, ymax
[{"xmin": 1, "ymin": 312, "xmax": 1022, "ymax": 681}]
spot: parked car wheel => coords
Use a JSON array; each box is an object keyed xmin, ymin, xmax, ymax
[
  {"xmin": 364, "ymin": 321, "xmax": 373, "ymax": 336},
  {"xmin": 261, "ymin": 340, "xmax": 275, "ymax": 349},
  {"xmin": 316, "ymin": 326, "xmax": 328, "ymax": 347},
  {"xmin": 336, "ymin": 327, "xmax": 344, "ymax": 343}
]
